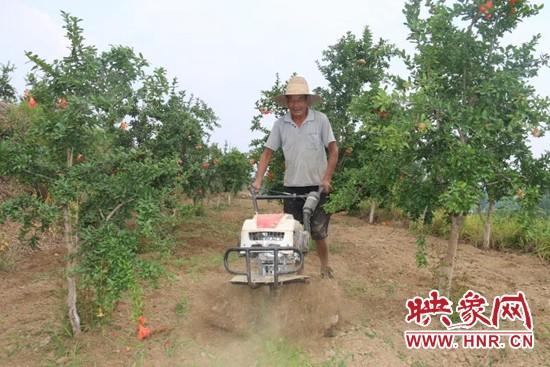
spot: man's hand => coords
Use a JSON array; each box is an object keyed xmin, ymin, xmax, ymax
[
  {"xmin": 251, "ymin": 178, "xmax": 262, "ymax": 192},
  {"xmin": 320, "ymin": 178, "xmax": 332, "ymax": 194},
  {"xmin": 321, "ymin": 142, "xmax": 338, "ymax": 194},
  {"xmin": 251, "ymin": 148, "xmax": 273, "ymax": 193}
]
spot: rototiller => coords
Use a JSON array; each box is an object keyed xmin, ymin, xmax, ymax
[{"xmin": 223, "ymin": 187, "xmax": 322, "ymax": 289}]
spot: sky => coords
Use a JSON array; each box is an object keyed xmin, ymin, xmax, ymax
[{"xmin": 1, "ymin": 0, "xmax": 549, "ymax": 156}]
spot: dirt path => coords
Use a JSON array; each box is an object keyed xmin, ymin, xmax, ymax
[{"xmin": 1, "ymin": 196, "xmax": 548, "ymax": 366}]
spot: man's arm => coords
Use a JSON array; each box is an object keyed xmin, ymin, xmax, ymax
[
  {"xmin": 321, "ymin": 141, "xmax": 338, "ymax": 193},
  {"xmin": 252, "ymin": 148, "xmax": 274, "ymax": 191}
]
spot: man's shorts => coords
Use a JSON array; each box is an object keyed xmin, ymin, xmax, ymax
[{"xmin": 283, "ymin": 186, "xmax": 331, "ymax": 241}]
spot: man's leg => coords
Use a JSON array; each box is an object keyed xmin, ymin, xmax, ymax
[
  {"xmin": 311, "ymin": 192, "xmax": 333, "ymax": 278},
  {"xmin": 316, "ymin": 238, "xmax": 334, "ymax": 278},
  {"xmin": 316, "ymin": 238, "xmax": 329, "ymax": 270}
]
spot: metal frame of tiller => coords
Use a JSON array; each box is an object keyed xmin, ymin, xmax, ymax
[
  {"xmin": 223, "ymin": 188, "xmax": 319, "ymax": 289},
  {"xmin": 223, "ymin": 246, "xmax": 305, "ymax": 289}
]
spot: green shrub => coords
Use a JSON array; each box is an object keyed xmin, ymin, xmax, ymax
[
  {"xmin": 491, "ymin": 214, "xmax": 524, "ymax": 250},
  {"xmin": 428, "ymin": 209, "xmax": 450, "ymax": 238},
  {"xmin": 426, "ymin": 209, "xmax": 549, "ymax": 260},
  {"xmin": 461, "ymin": 215, "xmax": 484, "ymax": 247},
  {"xmin": 526, "ymin": 219, "xmax": 550, "ymax": 261}
]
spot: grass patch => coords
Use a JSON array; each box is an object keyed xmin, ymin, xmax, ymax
[
  {"xmin": 342, "ymin": 279, "xmax": 369, "ymax": 299},
  {"xmin": 0, "ymin": 250, "xmax": 16, "ymax": 271},
  {"xmin": 364, "ymin": 328, "xmax": 377, "ymax": 338},
  {"xmin": 411, "ymin": 361, "xmax": 428, "ymax": 367},
  {"xmin": 43, "ymin": 325, "xmax": 88, "ymax": 367},
  {"xmin": 0, "ymin": 235, "xmax": 17, "ymax": 271},
  {"xmin": 175, "ymin": 203, "xmax": 205, "ymax": 218},
  {"xmin": 177, "ymin": 250, "xmax": 223, "ymax": 281},
  {"xmin": 356, "ymin": 200, "xmax": 408, "ymax": 224},
  {"xmin": 385, "ymin": 282, "xmax": 397, "ymax": 297},
  {"xmin": 537, "ymin": 322, "xmax": 550, "ymax": 343},
  {"xmin": 308, "ymin": 239, "xmax": 316, "ymax": 252},
  {"xmin": 259, "ymin": 338, "xmax": 313, "ymax": 367},
  {"xmin": 329, "ymin": 240, "xmax": 346, "ymax": 254},
  {"xmin": 257, "ymin": 337, "xmax": 349, "ymax": 367},
  {"xmin": 175, "ymin": 295, "xmax": 189, "ymax": 317},
  {"xmin": 475, "ymin": 214, "xmax": 524, "ymax": 249},
  {"xmin": 427, "ymin": 209, "xmax": 550, "ymax": 260},
  {"xmin": 175, "ymin": 214, "xmax": 241, "ymax": 243},
  {"xmin": 427, "ymin": 209, "xmax": 450, "ymax": 239},
  {"xmin": 382, "ymin": 336, "xmax": 394, "ymax": 349},
  {"xmin": 527, "ymin": 219, "xmax": 550, "ymax": 261},
  {"xmin": 319, "ymin": 353, "xmax": 350, "ymax": 367}
]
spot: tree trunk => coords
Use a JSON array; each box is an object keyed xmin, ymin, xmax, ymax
[
  {"xmin": 64, "ymin": 148, "xmax": 81, "ymax": 335},
  {"xmin": 438, "ymin": 214, "xmax": 464, "ymax": 297},
  {"xmin": 227, "ymin": 193, "xmax": 232, "ymax": 206},
  {"xmin": 421, "ymin": 206, "xmax": 428, "ymax": 224},
  {"xmin": 369, "ymin": 200, "xmax": 376, "ymax": 224},
  {"xmin": 482, "ymin": 200, "xmax": 494, "ymax": 250}
]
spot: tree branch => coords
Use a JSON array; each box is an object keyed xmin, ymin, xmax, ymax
[{"xmin": 105, "ymin": 200, "xmax": 132, "ymax": 222}]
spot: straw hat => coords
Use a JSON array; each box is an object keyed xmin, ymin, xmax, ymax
[{"xmin": 273, "ymin": 76, "xmax": 322, "ymax": 107}]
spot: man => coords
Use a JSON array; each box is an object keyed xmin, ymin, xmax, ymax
[{"xmin": 252, "ymin": 75, "xmax": 339, "ymax": 278}]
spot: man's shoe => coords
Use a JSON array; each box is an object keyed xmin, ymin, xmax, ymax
[{"xmin": 321, "ymin": 266, "xmax": 335, "ymax": 279}]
